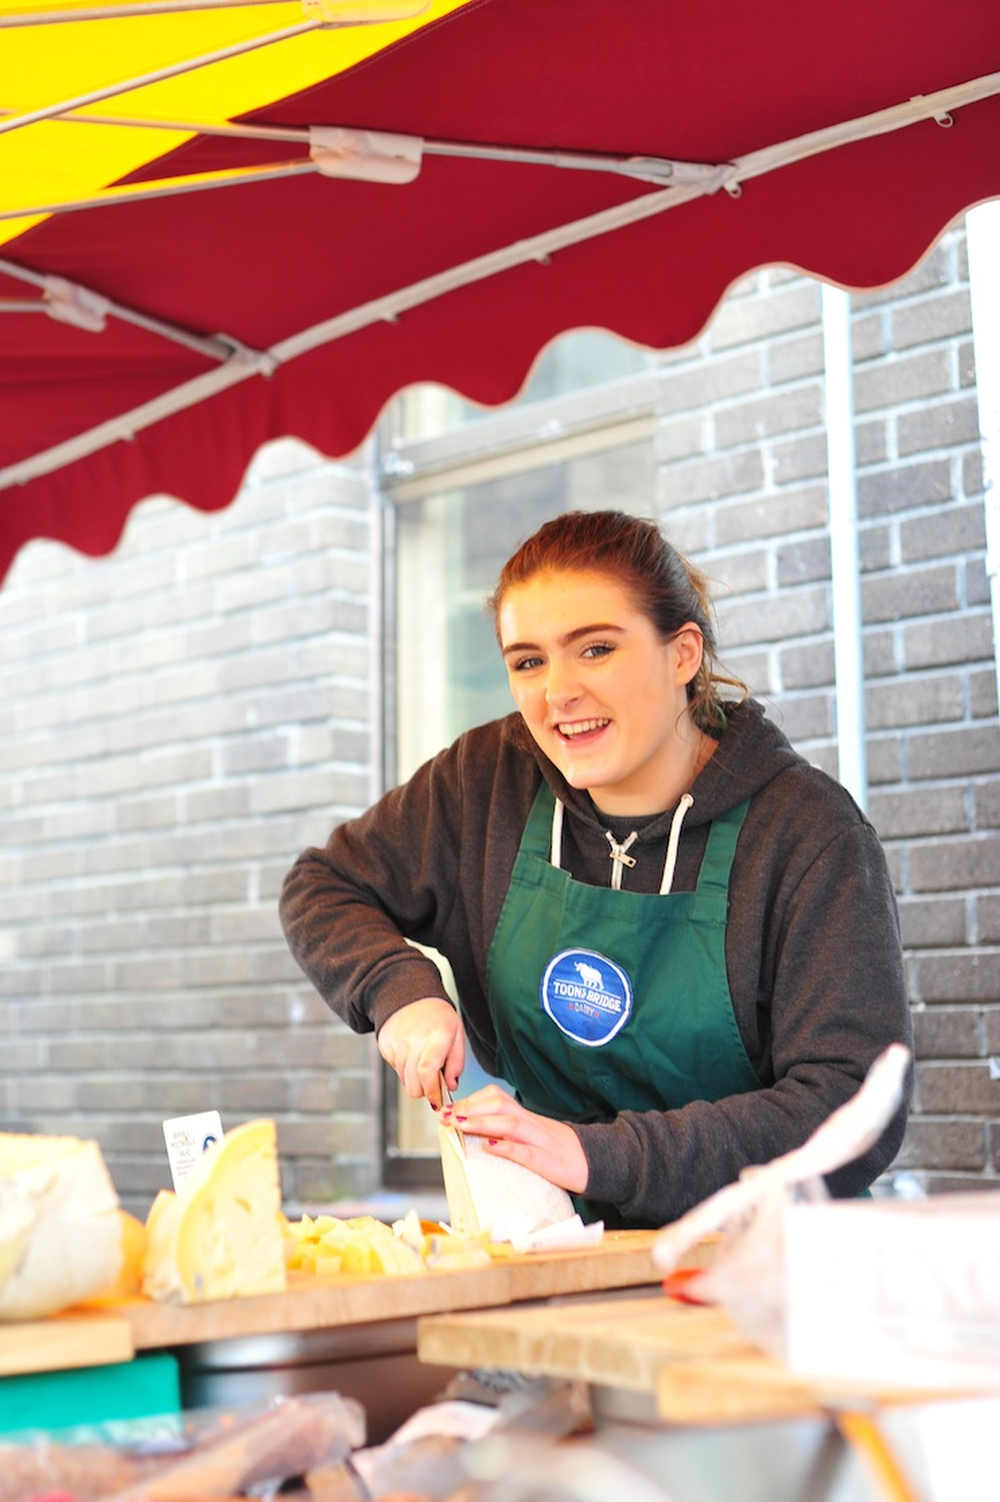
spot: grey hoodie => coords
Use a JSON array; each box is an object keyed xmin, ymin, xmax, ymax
[{"xmin": 280, "ymin": 699, "xmax": 912, "ymax": 1226}]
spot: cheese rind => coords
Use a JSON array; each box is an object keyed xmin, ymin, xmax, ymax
[
  {"xmin": 0, "ymin": 1133, "xmax": 122, "ymax": 1320},
  {"xmin": 142, "ymin": 1119, "xmax": 286, "ymax": 1304}
]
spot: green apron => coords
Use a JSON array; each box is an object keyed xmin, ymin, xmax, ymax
[{"xmin": 485, "ymin": 781, "xmax": 760, "ymax": 1226}]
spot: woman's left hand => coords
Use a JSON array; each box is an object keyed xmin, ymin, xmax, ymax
[{"xmin": 439, "ymin": 1083, "xmax": 589, "ymax": 1194}]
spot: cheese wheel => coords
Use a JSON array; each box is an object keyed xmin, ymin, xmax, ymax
[
  {"xmin": 0, "ymin": 1133, "xmax": 122, "ymax": 1319},
  {"xmin": 142, "ymin": 1119, "xmax": 286, "ymax": 1304},
  {"xmin": 439, "ymin": 1128, "xmax": 575, "ymax": 1240}
]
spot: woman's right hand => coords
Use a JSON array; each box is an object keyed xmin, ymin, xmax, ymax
[{"xmin": 376, "ymin": 997, "xmax": 465, "ymax": 1107}]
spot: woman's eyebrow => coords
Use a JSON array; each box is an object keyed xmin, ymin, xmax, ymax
[{"xmin": 501, "ymin": 623, "xmax": 625, "ymax": 657}]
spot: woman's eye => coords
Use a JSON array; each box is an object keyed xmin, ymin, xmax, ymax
[
  {"xmin": 511, "ymin": 654, "xmax": 543, "ymax": 672},
  {"xmin": 581, "ymin": 642, "xmax": 614, "ymax": 660}
]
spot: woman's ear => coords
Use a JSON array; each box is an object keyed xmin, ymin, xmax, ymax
[{"xmin": 672, "ymin": 622, "xmax": 704, "ymax": 687}]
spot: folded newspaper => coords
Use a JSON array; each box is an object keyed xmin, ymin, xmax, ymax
[{"xmin": 653, "ymin": 1044, "xmax": 1000, "ymax": 1391}]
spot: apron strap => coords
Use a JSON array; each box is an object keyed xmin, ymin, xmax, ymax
[
  {"xmin": 697, "ymin": 798, "xmax": 752, "ymax": 892},
  {"xmin": 522, "ymin": 779, "xmax": 560, "ymax": 859}
]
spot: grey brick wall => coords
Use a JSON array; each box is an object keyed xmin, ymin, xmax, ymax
[
  {"xmin": 0, "ymin": 440, "xmax": 380, "ymax": 1212},
  {"xmin": 1, "ymin": 221, "xmax": 997, "ymax": 1212},
  {"xmin": 654, "ymin": 226, "xmax": 999, "ymax": 1194}
]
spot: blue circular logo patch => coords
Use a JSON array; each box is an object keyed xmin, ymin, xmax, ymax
[{"xmin": 540, "ymin": 948, "xmax": 633, "ymax": 1048}]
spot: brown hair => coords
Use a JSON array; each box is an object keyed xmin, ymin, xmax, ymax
[{"xmin": 488, "ymin": 510, "xmax": 747, "ymax": 732}]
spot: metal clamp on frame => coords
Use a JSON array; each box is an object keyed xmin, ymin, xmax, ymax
[{"xmin": 308, "ymin": 125, "xmax": 423, "ymax": 184}]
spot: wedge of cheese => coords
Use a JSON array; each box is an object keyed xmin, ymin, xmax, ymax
[
  {"xmin": 439, "ymin": 1127, "xmax": 575, "ymax": 1242},
  {"xmin": 143, "ymin": 1119, "xmax": 286, "ymax": 1303},
  {"xmin": 0, "ymin": 1133, "xmax": 122, "ymax": 1319}
]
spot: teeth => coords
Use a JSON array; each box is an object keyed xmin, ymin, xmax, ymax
[{"xmin": 558, "ymin": 718, "xmax": 609, "ymax": 738}]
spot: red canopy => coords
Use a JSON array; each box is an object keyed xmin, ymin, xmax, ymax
[{"xmin": 3, "ymin": 0, "xmax": 1000, "ymax": 580}]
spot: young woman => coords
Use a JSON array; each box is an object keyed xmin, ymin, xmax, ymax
[{"xmin": 280, "ymin": 511, "xmax": 912, "ymax": 1226}]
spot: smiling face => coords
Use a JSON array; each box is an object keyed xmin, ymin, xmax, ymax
[{"xmin": 498, "ymin": 568, "xmax": 704, "ymax": 816}]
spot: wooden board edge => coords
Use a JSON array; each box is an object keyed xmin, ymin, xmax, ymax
[
  {"xmin": 113, "ymin": 1234, "xmax": 667, "ymax": 1350},
  {"xmin": 122, "ymin": 1264, "xmax": 515, "ymax": 1349},
  {"xmin": 0, "ymin": 1314, "xmax": 134, "ymax": 1377}
]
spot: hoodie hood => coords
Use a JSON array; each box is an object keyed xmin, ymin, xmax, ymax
[{"xmin": 516, "ymin": 697, "xmax": 806, "ymax": 844}]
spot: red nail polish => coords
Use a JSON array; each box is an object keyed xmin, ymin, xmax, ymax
[
  {"xmin": 430, "ymin": 1103, "xmax": 439, "ymax": 1112},
  {"xmin": 488, "ymin": 1138, "xmax": 498, "ymax": 1146},
  {"xmin": 454, "ymin": 1114, "xmax": 468, "ymax": 1123}
]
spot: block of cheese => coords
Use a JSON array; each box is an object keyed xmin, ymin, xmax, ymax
[
  {"xmin": 0, "ymin": 1133, "xmax": 122, "ymax": 1319},
  {"xmin": 439, "ymin": 1126, "xmax": 575, "ymax": 1242},
  {"xmin": 143, "ymin": 1119, "xmax": 286, "ymax": 1304}
]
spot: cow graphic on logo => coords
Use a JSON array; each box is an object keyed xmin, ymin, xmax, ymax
[{"xmin": 540, "ymin": 948, "xmax": 633, "ymax": 1047}]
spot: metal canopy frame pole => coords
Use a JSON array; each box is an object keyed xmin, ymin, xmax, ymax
[
  {"xmin": 0, "ymin": 159, "xmax": 317, "ymax": 222},
  {"xmin": 966, "ymin": 200, "xmax": 1000, "ymax": 715},
  {"xmin": 0, "ymin": 19, "xmax": 321, "ymax": 138},
  {"xmin": 0, "ymin": 0, "xmax": 429, "ymax": 27},
  {"xmin": 822, "ymin": 281, "xmax": 867, "ymax": 811},
  {"xmin": 2, "ymin": 70, "xmax": 999, "ymax": 219},
  {"xmin": 0, "ymin": 254, "xmax": 253, "ymax": 359}
]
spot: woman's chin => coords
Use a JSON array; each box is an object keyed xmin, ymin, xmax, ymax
[{"xmin": 561, "ymin": 759, "xmax": 605, "ymax": 791}]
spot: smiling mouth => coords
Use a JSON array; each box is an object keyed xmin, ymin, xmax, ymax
[{"xmin": 556, "ymin": 717, "xmax": 610, "ymax": 740}]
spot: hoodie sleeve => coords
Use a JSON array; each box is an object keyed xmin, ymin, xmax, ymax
[
  {"xmin": 280, "ymin": 740, "xmax": 468, "ymax": 1038},
  {"xmin": 577, "ymin": 806, "xmax": 912, "ymax": 1226}
]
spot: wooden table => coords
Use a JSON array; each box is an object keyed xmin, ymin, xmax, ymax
[
  {"xmin": 416, "ymin": 1292, "xmax": 1000, "ymax": 1501},
  {"xmin": 0, "ymin": 1230, "xmax": 672, "ymax": 1378},
  {"xmin": 416, "ymin": 1292, "xmax": 976, "ymax": 1423},
  {"xmin": 2, "ymin": 1229, "xmax": 693, "ymax": 1443}
]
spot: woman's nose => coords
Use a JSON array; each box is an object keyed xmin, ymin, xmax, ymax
[{"xmin": 544, "ymin": 660, "xmax": 580, "ymax": 706}]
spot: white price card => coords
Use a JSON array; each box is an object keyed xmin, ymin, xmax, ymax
[{"xmin": 163, "ymin": 1110, "xmax": 224, "ymax": 1192}]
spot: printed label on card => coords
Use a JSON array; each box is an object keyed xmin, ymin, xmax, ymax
[{"xmin": 163, "ymin": 1110, "xmax": 224, "ymax": 1192}]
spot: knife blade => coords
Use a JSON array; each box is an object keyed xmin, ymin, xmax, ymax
[{"xmin": 438, "ymin": 1073, "xmax": 466, "ymax": 1154}]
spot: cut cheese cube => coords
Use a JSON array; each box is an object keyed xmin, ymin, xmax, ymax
[
  {"xmin": 439, "ymin": 1127, "xmax": 575, "ymax": 1241},
  {"xmin": 0, "ymin": 1133, "xmax": 122, "ymax": 1320},
  {"xmin": 284, "ymin": 1210, "xmax": 424, "ymax": 1278},
  {"xmin": 142, "ymin": 1119, "xmax": 286, "ymax": 1304}
]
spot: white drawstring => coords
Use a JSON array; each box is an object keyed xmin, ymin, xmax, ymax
[
  {"xmin": 549, "ymin": 793, "xmax": 694, "ymax": 894},
  {"xmin": 659, "ymin": 794, "xmax": 694, "ymax": 894}
]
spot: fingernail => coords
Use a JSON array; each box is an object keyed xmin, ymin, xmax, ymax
[
  {"xmin": 454, "ymin": 1114, "xmax": 468, "ymax": 1123},
  {"xmin": 430, "ymin": 1103, "xmax": 439, "ymax": 1112},
  {"xmin": 488, "ymin": 1138, "xmax": 498, "ymax": 1146}
]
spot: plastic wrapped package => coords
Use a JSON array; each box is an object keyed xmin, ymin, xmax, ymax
[
  {"xmin": 652, "ymin": 1043, "xmax": 912, "ymax": 1355},
  {"xmin": 0, "ymin": 1391, "xmax": 365, "ymax": 1502}
]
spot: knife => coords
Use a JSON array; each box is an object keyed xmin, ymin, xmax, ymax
[{"xmin": 438, "ymin": 1074, "xmax": 466, "ymax": 1154}]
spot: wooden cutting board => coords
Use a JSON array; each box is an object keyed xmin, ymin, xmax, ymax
[
  {"xmin": 121, "ymin": 1229, "xmax": 667, "ymax": 1349},
  {"xmin": 417, "ymin": 1294, "xmax": 985, "ymax": 1424},
  {"xmin": 0, "ymin": 1310, "xmax": 134, "ymax": 1377},
  {"xmin": 2, "ymin": 1230, "xmax": 685, "ymax": 1374}
]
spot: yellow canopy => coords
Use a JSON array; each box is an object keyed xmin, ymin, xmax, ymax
[{"xmin": 0, "ymin": 0, "xmax": 471, "ymax": 247}]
